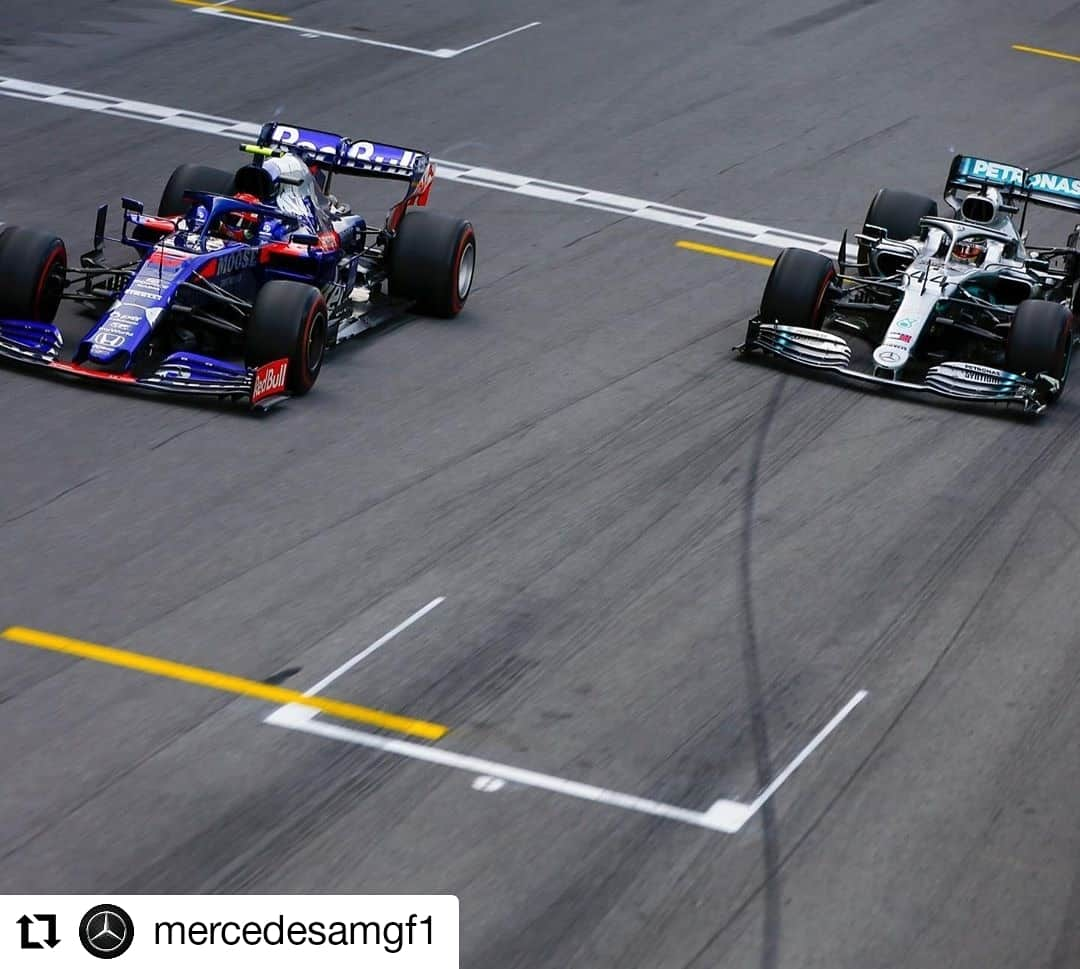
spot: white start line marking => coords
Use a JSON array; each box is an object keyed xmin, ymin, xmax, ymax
[
  {"xmin": 297, "ymin": 597, "xmax": 445, "ymax": 699},
  {"xmin": 262, "ymin": 595, "xmax": 869, "ymax": 835},
  {"xmin": 193, "ymin": 9, "xmax": 542, "ymax": 60},
  {"xmin": 0, "ymin": 75, "xmax": 846, "ymax": 258}
]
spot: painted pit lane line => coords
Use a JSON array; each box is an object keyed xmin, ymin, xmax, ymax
[
  {"xmin": 173, "ymin": 0, "xmax": 542, "ymax": 59},
  {"xmin": 0, "ymin": 76, "xmax": 848, "ymax": 259},
  {"xmin": 0, "ymin": 625, "xmax": 447, "ymax": 740},
  {"xmin": 1011, "ymin": 43, "xmax": 1080, "ymax": 65},
  {"xmin": 676, "ymin": 239, "xmax": 776, "ymax": 268},
  {"xmin": 171, "ymin": 0, "xmax": 290, "ymax": 23},
  {"xmin": 266, "ymin": 603, "xmax": 869, "ymax": 834}
]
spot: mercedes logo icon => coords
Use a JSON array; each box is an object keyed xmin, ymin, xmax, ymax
[{"xmin": 79, "ymin": 903, "xmax": 134, "ymax": 959}]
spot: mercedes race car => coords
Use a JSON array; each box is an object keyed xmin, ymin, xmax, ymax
[
  {"xmin": 0, "ymin": 122, "xmax": 476, "ymax": 408},
  {"xmin": 739, "ymin": 154, "xmax": 1080, "ymax": 414}
]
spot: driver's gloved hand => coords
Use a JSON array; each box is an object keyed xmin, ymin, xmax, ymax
[{"xmin": 327, "ymin": 194, "xmax": 352, "ymax": 218}]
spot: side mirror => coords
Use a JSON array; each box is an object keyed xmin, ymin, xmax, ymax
[{"xmin": 93, "ymin": 204, "xmax": 108, "ymax": 250}]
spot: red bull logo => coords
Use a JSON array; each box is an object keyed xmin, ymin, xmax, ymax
[{"xmin": 252, "ymin": 358, "xmax": 288, "ymax": 403}]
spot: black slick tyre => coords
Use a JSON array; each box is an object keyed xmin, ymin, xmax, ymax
[
  {"xmin": 158, "ymin": 164, "xmax": 236, "ymax": 216},
  {"xmin": 758, "ymin": 248, "xmax": 836, "ymax": 329},
  {"xmin": 245, "ymin": 280, "xmax": 328, "ymax": 396},
  {"xmin": 388, "ymin": 211, "xmax": 476, "ymax": 318},
  {"xmin": 0, "ymin": 226, "xmax": 67, "ymax": 322},
  {"xmin": 859, "ymin": 188, "xmax": 938, "ymax": 276},
  {"xmin": 1006, "ymin": 299, "xmax": 1072, "ymax": 400}
]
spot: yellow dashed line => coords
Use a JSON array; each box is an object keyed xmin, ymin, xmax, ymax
[{"xmin": 2, "ymin": 626, "xmax": 447, "ymax": 741}]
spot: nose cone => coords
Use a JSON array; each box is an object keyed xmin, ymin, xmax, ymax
[
  {"xmin": 88, "ymin": 341, "xmax": 126, "ymax": 363},
  {"xmin": 79, "ymin": 305, "xmax": 152, "ymax": 369},
  {"xmin": 873, "ymin": 345, "xmax": 908, "ymax": 370}
]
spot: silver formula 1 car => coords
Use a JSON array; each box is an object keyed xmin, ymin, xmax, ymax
[{"xmin": 739, "ymin": 154, "xmax": 1080, "ymax": 414}]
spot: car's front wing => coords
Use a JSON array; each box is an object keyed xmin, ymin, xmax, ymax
[
  {"xmin": 740, "ymin": 323, "xmax": 1054, "ymax": 414},
  {"xmin": 0, "ymin": 318, "xmax": 284, "ymax": 409}
]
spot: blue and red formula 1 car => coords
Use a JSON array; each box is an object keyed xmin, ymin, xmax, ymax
[{"xmin": 0, "ymin": 122, "xmax": 476, "ymax": 407}]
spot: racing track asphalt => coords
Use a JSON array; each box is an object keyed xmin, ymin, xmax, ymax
[{"xmin": 1, "ymin": 2, "xmax": 1080, "ymax": 967}]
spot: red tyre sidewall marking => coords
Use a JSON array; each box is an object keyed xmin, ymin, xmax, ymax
[
  {"xmin": 299, "ymin": 296, "xmax": 326, "ymax": 390},
  {"xmin": 34, "ymin": 244, "xmax": 65, "ymax": 320},
  {"xmin": 811, "ymin": 267, "xmax": 835, "ymax": 327}
]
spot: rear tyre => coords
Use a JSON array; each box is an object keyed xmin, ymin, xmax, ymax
[
  {"xmin": 388, "ymin": 211, "xmax": 476, "ymax": 318},
  {"xmin": 245, "ymin": 281, "xmax": 328, "ymax": 396},
  {"xmin": 158, "ymin": 164, "xmax": 236, "ymax": 217},
  {"xmin": 758, "ymin": 248, "xmax": 836, "ymax": 329},
  {"xmin": 1006, "ymin": 299, "xmax": 1072, "ymax": 400},
  {"xmin": 859, "ymin": 188, "xmax": 938, "ymax": 277},
  {"xmin": 0, "ymin": 226, "xmax": 67, "ymax": 322}
]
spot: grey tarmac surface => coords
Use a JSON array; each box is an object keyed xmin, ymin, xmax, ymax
[{"xmin": 1, "ymin": 1, "xmax": 1079, "ymax": 967}]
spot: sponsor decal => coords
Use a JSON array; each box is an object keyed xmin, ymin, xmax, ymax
[
  {"xmin": 215, "ymin": 248, "xmax": 258, "ymax": 276},
  {"xmin": 270, "ymin": 125, "xmax": 340, "ymax": 159},
  {"xmin": 93, "ymin": 311, "xmax": 145, "ymax": 348},
  {"xmin": 147, "ymin": 250, "xmax": 187, "ymax": 268},
  {"xmin": 874, "ymin": 347, "xmax": 904, "ymax": 366},
  {"xmin": 960, "ymin": 157, "xmax": 1080, "ymax": 200},
  {"xmin": 895, "ymin": 333, "xmax": 912, "ymax": 343},
  {"xmin": 959, "ymin": 363, "xmax": 1005, "ymax": 377},
  {"xmin": 895, "ymin": 317, "xmax": 915, "ymax": 328},
  {"xmin": 345, "ymin": 141, "xmax": 413, "ymax": 171},
  {"xmin": 270, "ymin": 126, "xmax": 416, "ymax": 173},
  {"xmin": 92, "ymin": 331, "xmax": 126, "ymax": 348},
  {"xmin": 1028, "ymin": 171, "xmax": 1080, "ymax": 200},
  {"xmin": 126, "ymin": 276, "xmax": 167, "ymax": 296},
  {"xmin": 961, "ymin": 157, "xmax": 1026, "ymax": 187},
  {"xmin": 251, "ymin": 358, "xmax": 288, "ymax": 403}
]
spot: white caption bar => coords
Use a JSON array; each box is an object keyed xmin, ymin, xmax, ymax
[{"xmin": 1, "ymin": 896, "xmax": 458, "ymax": 968}]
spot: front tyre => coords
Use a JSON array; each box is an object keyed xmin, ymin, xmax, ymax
[
  {"xmin": 1006, "ymin": 300, "xmax": 1072, "ymax": 400},
  {"xmin": 388, "ymin": 211, "xmax": 476, "ymax": 318},
  {"xmin": 245, "ymin": 280, "xmax": 328, "ymax": 396},
  {"xmin": 758, "ymin": 248, "xmax": 836, "ymax": 329},
  {"xmin": 0, "ymin": 226, "xmax": 67, "ymax": 322}
]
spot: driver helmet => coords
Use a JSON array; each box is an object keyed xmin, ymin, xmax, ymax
[
  {"xmin": 264, "ymin": 153, "xmax": 313, "ymax": 192},
  {"xmin": 951, "ymin": 237, "xmax": 987, "ymax": 266},
  {"xmin": 217, "ymin": 193, "xmax": 261, "ymax": 242}
]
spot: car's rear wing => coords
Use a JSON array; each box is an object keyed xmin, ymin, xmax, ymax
[
  {"xmin": 254, "ymin": 122, "xmax": 430, "ymax": 182},
  {"xmin": 947, "ymin": 154, "xmax": 1080, "ymax": 216}
]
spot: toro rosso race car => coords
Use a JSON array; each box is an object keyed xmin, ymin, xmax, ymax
[
  {"xmin": 0, "ymin": 122, "xmax": 476, "ymax": 407},
  {"xmin": 739, "ymin": 155, "xmax": 1080, "ymax": 414}
]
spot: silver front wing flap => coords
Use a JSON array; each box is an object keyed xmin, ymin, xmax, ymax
[{"xmin": 741, "ymin": 323, "xmax": 1050, "ymax": 414}]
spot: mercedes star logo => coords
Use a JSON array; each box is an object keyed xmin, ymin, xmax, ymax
[{"xmin": 79, "ymin": 903, "xmax": 134, "ymax": 959}]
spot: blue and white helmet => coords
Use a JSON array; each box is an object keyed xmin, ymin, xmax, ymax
[{"xmin": 264, "ymin": 153, "xmax": 322, "ymax": 220}]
